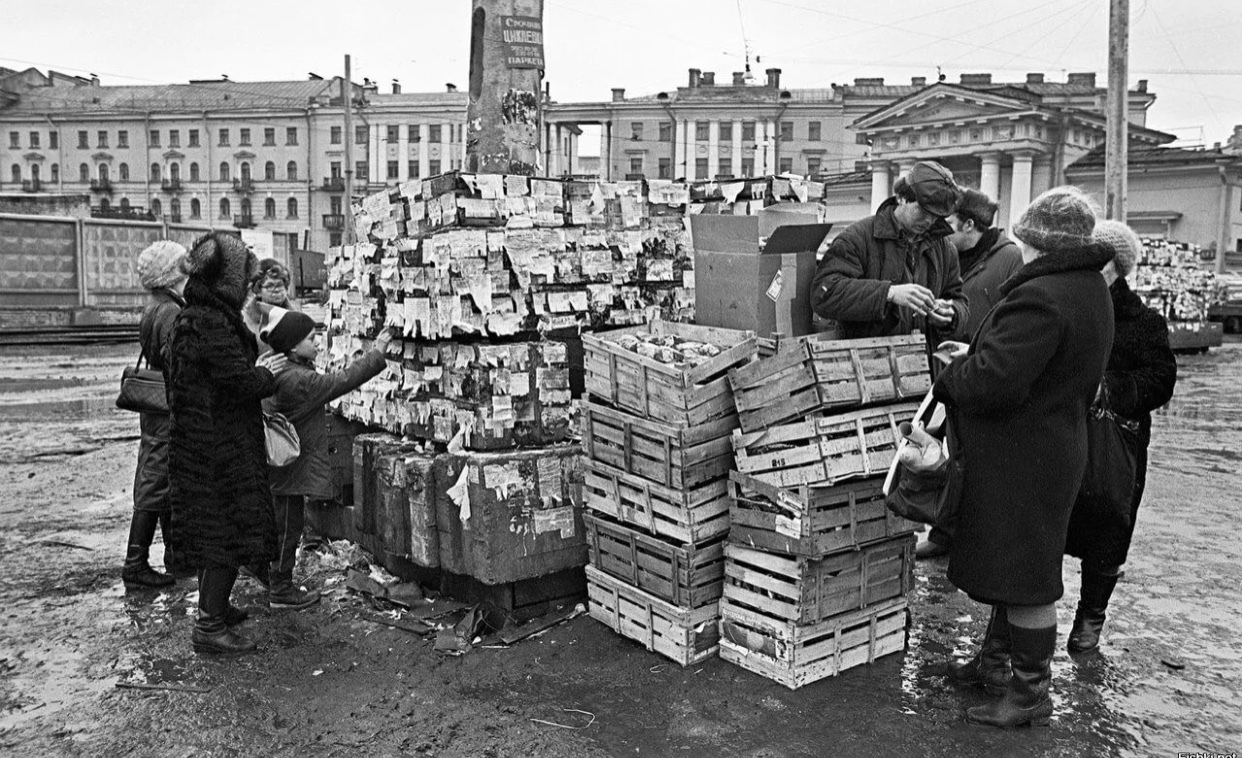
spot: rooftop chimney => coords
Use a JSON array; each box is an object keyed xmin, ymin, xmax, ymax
[
  {"xmin": 1136, "ymin": 79, "xmax": 1148, "ymax": 93},
  {"xmin": 701, "ymin": 71, "xmax": 715, "ymax": 86},
  {"xmin": 1026, "ymin": 72, "xmax": 1045, "ymax": 84},
  {"xmin": 732, "ymin": 71, "xmax": 746, "ymax": 86},
  {"xmin": 446, "ymin": 82, "xmax": 457, "ymax": 92},
  {"xmin": 911, "ymin": 76, "xmax": 927, "ymax": 86},
  {"xmin": 89, "ymin": 73, "xmax": 100, "ymax": 86},
  {"xmin": 765, "ymin": 68, "xmax": 781, "ymax": 89},
  {"xmin": 611, "ymin": 87, "xmax": 625, "ymax": 102},
  {"xmin": 1067, "ymin": 72, "xmax": 1097, "ymax": 87},
  {"xmin": 853, "ymin": 77, "xmax": 884, "ymax": 87},
  {"xmin": 688, "ymin": 68, "xmax": 701, "ymax": 88},
  {"xmin": 960, "ymin": 73, "xmax": 992, "ymax": 85},
  {"xmin": 392, "ymin": 79, "xmax": 401, "ymax": 94}
]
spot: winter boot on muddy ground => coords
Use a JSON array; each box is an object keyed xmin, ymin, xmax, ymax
[
  {"xmin": 949, "ymin": 605, "xmax": 1011, "ymax": 695},
  {"xmin": 192, "ymin": 567, "xmax": 257, "ymax": 656},
  {"xmin": 1068, "ymin": 567, "xmax": 1120, "ymax": 654},
  {"xmin": 267, "ymin": 572, "xmax": 320, "ymax": 611},
  {"xmin": 121, "ymin": 511, "xmax": 175, "ymax": 589},
  {"xmin": 966, "ymin": 623, "xmax": 1055, "ymax": 728}
]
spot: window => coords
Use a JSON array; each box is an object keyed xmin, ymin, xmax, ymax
[
  {"xmin": 219, "ymin": 162, "xmax": 230, "ymax": 181},
  {"xmin": 10, "ymin": 165, "xmax": 19, "ymax": 183},
  {"xmin": 78, "ymin": 131, "xmax": 89, "ymax": 149},
  {"xmin": 79, "ymin": 163, "xmax": 89, "ymax": 181},
  {"xmin": 151, "ymin": 198, "xmax": 162, "ymax": 217},
  {"xmin": 330, "ymin": 196, "xmax": 342, "ymax": 215},
  {"xmin": 779, "ymin": 121, "xmax": 793, "ymax": 142},
  {"xmin": 428, "ymin": 124, "xmax": 441, "ymax": 143},
  {"xmin": 807, "ymin": 157, "xmax": 822, "ymax": 176},
  {"xmin": 30, "ymin": 164, "xmax": 40, "ymax": 183},
  {"xmin": 95, "ymin": 130, "xmax": 107, "ymax": 148},
  {"xmin": 190, "ymin": 198, "xmax": 201, "ymax": 219},
  {"xmin": 219, "ymin": 198, "xmax": 230, "ymax": 218},
  {"xmin": 330, "ymin": 232, "xmax": 342, "ymax": 247},
  {"xmin": 8, "ymin": 132, "xmax": 17, "ymax": 148},
  {"xmin": 719, "ymin": 122, "xmax": 732, "ymax": 142},
  {"xmin": 408, "ymin": 160, "xmax": 418, "ymax": 178},
  {"xmin": 219, "ymin": 129, "xmax": 230, "ymax": 146},
  {"xmin": 695, "ymin": 122, "xmax": 709, "ymax": 141},
  {"xmin": 99, "ymin": 164, "xmax": 109, "ymax": 181},
  {"xmin": 658, "ymin": 157, "xmax": 671, "ymax": 179},
  {"xmin": 741, "ymin": 157, "xmax": 754, "ymax": 176},
  {"xmin": 120, "ymin": 198, "xmax": 130, "ymax": 212},
  {"xmin": 409, "ymin": 125, "xmax": 421, "ymax": 142},
  {"xmin": 150, "ymin": 163, "xmax": 161, "ymax": 182},
  {"xmin": 119, "ymin": 163, "xmax": 129, "ymax": 181},
  {"xmin": 240, "ymin": 198, "xmax": 251, "ymax": 218},
  {"xmin": 695, "ymin": 158, "xmax": 708, "ymax": 177},
  {"xmin": 286, "ymin": 127, "xmax": 298, "ymax": 146},
  {"xmin": 386, "ymin": 125, "xmax": 399, "ymax": 143},
  {"xmin": 117, "ymin": 131, "xmax": 128, "ymax": 148},
  {"xmin": 169, "ymin": 130, "xmax": 180, "ymax": 148},
  {"xmin": 149, "ymin": 130, "xmax": 160, "ymax": 147},
  {"xmin": 264, "ymin": 197, "xmax": 276, "ymax": 218},
  {"xmin": 330, "ymin": 126, "xmax": 341, "ymax": 145},
  {"xmin": 387, "ymin": 160, "xmax": 399, "ymax": 179},
  {"xmin": 286, "ymin": 198, "xmax": 298, "ymax": 218},
  {"xmin": 808, "ymin": 121, "xmax": 821, "ymax": 141},
  {"xmin": 50, "ymin": 164, "xmax": 58, "ymax": 182},
  {"xmin": 264, "ymin": 161, "xmax": 276, "ymax": 180},
  {"xmin": 99, "ymin": 198, "xmax": 110, "ymax": 213},
  {"xmin": 188, "ymin": 129, "xmax": 200, "ymax": 147},
  {"xmin": 630, "ymin": 122, "xmax": 644, "ymax": 141},
  {"xmin": 658, "ymin": 123, "xmax": 672, "ymax": 142},
  {"xmin": 29, "ymin": 132, "xmax": 40, "ymax": 149},
  {"xmin": 239, "ymin": 162, "xmax": 252, "ymax": 182},
  {"xmin": 263, "ymin": 127, "xmax": 275, "ymax": 146},
  {"xmin": 329, "ymin": 161, "xmax": 341, "ymax": 179},
  {"xmin": 629, "ymin": 157, "xmax": 643, "ymax": 175},
  {"xmin": 286, "ymin": 161, "xmax": 298, "ymax": 180},
  {"xmin": 355, "ymin": 125, "xmax": 367, "ymax": 145},
  {"xmin": 778, "ymin": 157, "xmax": 793, "ymax": 174},
  {"xmin": 170, "ymin": 198, "xmax": 180, "ymax": 219},
  {"xmin": 355, "ymin": 161, "xmax": 368, "ymax": 180},
  {"xmin": 742, "ymin": 121, "xmax": 755, "ymax": 142},
  {"xmin": 189, "ymin": 162, "xmax": 200, "ymax": 181},
  {"xmin": 169, "ymin": 162, "xmax": 180, "ymax": 182},
  {"xmin": 239, "ymin": 128, "xmax": 251, "ymax": 146},
  {"xmin": 428, "ymin": 159, "xmax": 440, "ymax": 176},
  {"xmin": 49, "ymin": 132, "xmax": 58, "ymax": 149}
]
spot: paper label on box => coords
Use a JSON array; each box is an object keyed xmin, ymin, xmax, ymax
[
  {"xmin": 777, "ymin": 490, "xmax": 802, "ymax": 513},
  {"xmin": 775, "ymin": 514, "xmax": 802, "ymax": 538},
  {"xmin": 765, "ymin": 270, "xmax": 784, "ymax": 302},
  {"xmin": 532, "ymin": 506, "xmax": 576, "ymax": 539}
]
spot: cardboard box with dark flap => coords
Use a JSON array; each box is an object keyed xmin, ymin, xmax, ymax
[{"xmin": 691, "ymin": 207, "xmax": 832, "ymax": 338}]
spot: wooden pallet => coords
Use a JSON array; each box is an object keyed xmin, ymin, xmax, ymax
[
  {"xmin": 723, "ymin": 535, "xmax": 914, "ymax": 625},
  {"xmin": 586, "ymin": 565, "xmax": 719, "ymax": 666},
  {"xmin": 375, "ymin": 451, "xmax": 439, "ymax": 568},
  {"xmin": 583, "ymin": 321, "xmax": 756, "ymax": 426},
  {"xmin": 582, "ymin": 457, "xmax": 731, "ymax": 544},
  {"xmin": 584, "ymin": 511, "xmax": 725, "ymax": 609},
  {"xmin": 729, "ymin": 335, "xmax": 930, "ymax": 433},
  {"xmin": 732, "ymin": 402, "xmax": 919, "ymax": 488},
  {"xmin": 728, "ymin": 471, "xmax": 920, "ymax": 556},
  {"xmin": 719, "ymin": 597, "xmax": 908, "ymax": 689},
  {"xmin": 581, "ymin": 400, "xmax": 737, "ymax": 492}
]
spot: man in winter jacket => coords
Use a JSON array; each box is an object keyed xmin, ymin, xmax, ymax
[{"xmin": 810, "ymin": 160, "xmax": 968, "ymax": 344}]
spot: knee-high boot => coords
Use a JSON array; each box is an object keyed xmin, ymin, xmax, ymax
[
  {"xmin": 1068, "ymin": 567, "xmax": 1120, "ymax": 654},
  {"xmin": 122, "ymin": 511, "xmax": 174, "ymax": 588},
  {"xmin": 966, "ymin": 623, "xmax": 1055, "ymax": 728},
  {"xmin": 949, "ymin": 605, "xmax": 1011, "ymax": 695},
  {"xmin": 192, "ymin": 567, "xmax": 257, "ymax": 656}
]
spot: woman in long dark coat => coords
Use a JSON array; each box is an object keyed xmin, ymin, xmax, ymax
[
  {"xmin": 933, "ymin": 187, "xmax": 1114, "ymax": 727},
  {"xmin": 167, "ymin": 232, "xmax": 287, "ymax": 656},
  {"xmin": 1064, "ymin": 220, "xmax": 1177, "ymax": 653}
]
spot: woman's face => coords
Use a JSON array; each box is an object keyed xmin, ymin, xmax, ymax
[
  {"xmin": 1017, "ymin": 238, "xmax": 1042, "ymax": 265},
  {"xmin": 257, "ymin": 277, "xmax": 288, "ymax": 305}
]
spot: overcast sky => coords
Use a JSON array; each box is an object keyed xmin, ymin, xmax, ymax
[{"xmin": 4, "ymin": 0, "xmax": 1239, "ymax": 151}]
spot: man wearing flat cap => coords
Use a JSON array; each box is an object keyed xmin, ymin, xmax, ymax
[{"xmin": 811, "ymin": 160, "xmax": 968, "ymax": 346}]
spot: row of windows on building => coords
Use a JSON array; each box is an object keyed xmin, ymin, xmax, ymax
[
  {"xmin": 626, "ymin": 120, "xmax": 824, "ymax": 144},
  {"xmin": 8, "ymin": 160, "xmax": 303, "ymax": 184},
  {"xmin": 625, "ymin": 155, "xmax": 827, "ymax": 180},
  {"xmin": 96, "ymin": 195, "xmax": 301, "ymax": 220},
  {"xmin": 7, "ymin": 127, "xmax": 301, "ymax": 151}
]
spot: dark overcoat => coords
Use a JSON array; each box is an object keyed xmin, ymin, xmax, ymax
[
  {"xmin": 810, "ymin": 197, "xmax": 968, "ymax": 342},
  {"xmin": 1065, "ymin": 276, "xmax": 1177, "ymax": 567},
  {"xmin": 933, "ymin": 244, "xmax": 1115, "ymax": 606},
  {"xmin": 132, "ymin": 289, "xmax": 182, "ymax": 514},
  {"xmin": 957, "ymin": 230, "xmax": 1024, "ymax": 339}
]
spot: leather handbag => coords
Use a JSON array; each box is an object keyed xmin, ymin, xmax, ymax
[
  {"xmin": 1075, "ymin": 384, "xmax": 1140, "ymax": 530},
  {"xmin": 115, "ymin": 353, "xmax": 168, "ymax": 414},
  {"xmin": 263, "ymin": 411, "xmax": 301, "ymax": 467},
  {"xmin": 883, "ymin": 389, "xmax": 964, "ymax": 527}
]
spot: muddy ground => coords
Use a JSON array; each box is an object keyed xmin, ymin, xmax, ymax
[{"xmin": 0, "ymin": 342, "xmax": 1239, "ymax": 757}]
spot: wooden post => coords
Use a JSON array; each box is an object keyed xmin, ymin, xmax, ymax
[
  {"xmin": 1105, "ymin": 0, "xmax": 1129, "ymax": 221},
  {"xmin": 465, "ymin": 0, "xmax": 545, "ymax": 175}
]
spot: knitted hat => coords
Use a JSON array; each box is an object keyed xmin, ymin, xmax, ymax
[
  {"xmin": 261, "ymin": 306, "xmax": 316, "ymax": 353},
  {"xmin": 1011, "ymin": 186, "xmax": 1097, "ymax": 254},
  {"xmin": 1092, "ymin": 219, "xmax": 1142, "ymax": 277},
  {"xmin": 908, "ymin": 161, "xmax": 960, "ymax": 217},
  {"xmin": 136, "ymin": 241, "xmax": 188, "ymax": 290}
]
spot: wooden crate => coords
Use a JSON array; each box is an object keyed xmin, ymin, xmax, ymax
[
  {"xmin": 581, "ymin": 400, "xmax": 737, "ymax": 491},
  {"xmin": 583, "ymin": 458, "xmax": 730, "ymax": 544},
  {"xmin": 375, "ymin": 450, "xmax": 439, "ymax": 568},
  {"xmin": 732, "ymin": 402, "xmax": 919, "ymax": 488},
  {"xmin": 584, "ymin": 511, "xmax": 725, "ymax": 609},
  {"xmin": 723, "ymin": 535, "xmax": 915, "ymax": 625},
  {"xmin": 583, "ymin": 321, "xmax": 756, "ymax": 426},
  {"xmin": 729, "ymin": 335, "xmax": 930, "ymax": 433},
  {"xmin": 728, "ymin": 471, "xmax": 920, "ymax": 556},
  {"xmin": 719, "ymin": 597, "xmax": 909, "ymax": 689},
  {"xmin": 586, "ymin": 565, "xmax": 719, "ymax": 666}
]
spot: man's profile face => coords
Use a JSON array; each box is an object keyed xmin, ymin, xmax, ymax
[
  {"xmin": 895, "ymin": 197, "xmax": 938, "ymax": 235},
  {"xmin": 946, "ymin": 213, "xmax": 972, "ymax": 250}
]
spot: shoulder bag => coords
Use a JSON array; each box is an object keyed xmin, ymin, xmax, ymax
[
  {"xmin": 264, "ymin": 411, "xmax": 301, "ymax": 467},
  {"xmin": 883, "ymin": 389, "xmax": 964, "ymax": 527},
  {"xmin": 115, "ymin": 353, "xmax": 168, "ymax": 414},
  {"xmin": 1075, "ymin": 383, "xmax": 1140, "ymax": 530}
]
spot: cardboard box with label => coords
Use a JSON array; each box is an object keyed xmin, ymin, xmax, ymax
[{"xmin": 691, "ymin": 205, "xmax": 832, "ymax": 338}]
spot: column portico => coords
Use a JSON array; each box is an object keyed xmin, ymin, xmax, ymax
[
  {"xmin": 870, "ymin": 161, "xmax": 891, "ymax": 211},
  {"xmin": 418, "ymin": 123, "xmax": 430, "ymax": 179},
  {"xmin": 685, "ymin": 119, "xmax": 697, "ymax": 181},
  {"xmin": 1010, "ymin": 150, "xmax": 1035, "ymax": 220},
  {"xmin": 674, "ymin": 120, "xmax": 686, "ymax": 179},
  {"xmin": 979, "ymin": 152, "xmax": 1001, "ymax": 201},
  {"xmin": 707, "ymin": 120, "xmax": 720, "ymax": 180},
  {"xmin": 730, "ymin": 118, "xmax": 742, "ymax": 177}
]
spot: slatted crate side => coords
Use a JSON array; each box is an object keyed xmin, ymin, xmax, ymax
[
  {"xmin": 584, "ymin": 511, "xmax": 725, "ymax": 609},
  {"xmin": 582, "ymin": 459, "xmax": 731, "ymax": 544},
  {"xmin": 581, "ymin": 401, "xmax": 738, "ymax": 491},
  {"xmin": 586, "ymin": 565, "xmax": 720, "ymax": 667},
  {"xmin": 728, "ymin": 344, "xmax": 822, "ymax": 433},
  {"xmin": 722, "ymin": 535, "xmax": 915, "ymax": 625},
  {"xmin": 718, "ymin": 597, "xmax": 909, "ymax": 689},
  {"xmin": 807, "ymin": 336, "xmax": 931, "ymax": 409}
]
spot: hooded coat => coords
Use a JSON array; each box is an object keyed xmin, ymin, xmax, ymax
[
  {"xmin": 1064, "ymin": 276, "xmax": 1177, "ymax": 568},
  {"xmin": 956, "ymin": 228, "xmax": 1024, "ymax": 339},
  {"xmin": 933, "ymin": 243, "xmax": 1114, "ymax": 606},
  {"xmin": 810, "ymin": 197, "xmax": 968, "ymax": 342},
  {"xmin": 166, "ymin": 233, "xmax": 278, "ymax": 570},
  {"xmin": 132, "ymin": 288, "xmax": 184, "ymax": 514}
]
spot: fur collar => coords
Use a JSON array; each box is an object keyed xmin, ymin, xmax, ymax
[{"xmin": 998, "ymin": 242, "xmax": 1114, "ymax": 297}]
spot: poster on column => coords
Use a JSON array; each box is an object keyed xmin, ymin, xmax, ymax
[
  {"xmin": 501, "ymin": 16, "xmax": 544, "ymax": 69},
  {"xmin": 240, "ymin": 229, "xmax": 277, "ymax": 264}
]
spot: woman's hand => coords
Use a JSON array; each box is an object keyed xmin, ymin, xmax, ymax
[
  {"xmin": 935, "ymin": 340, "xmax": 970, "ymax": 363},
  {"xmin": 257, "ymin": 352, "xmax": 289, "ymax": 376},
  {"xmin": 374, "ymin": 327, "xmax": 396, "ymax": 353}
]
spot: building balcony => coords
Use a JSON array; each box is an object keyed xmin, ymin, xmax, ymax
[
  {"xmin": 322, "ymin": 214, "xmax": 345, "ymax": 230},
  {"xmin": 21, "ymin": 179, "xmax": 42, "ymax": 192},
  {"xmin": 233, "ymin": 214, "xmax": 256, "ymax": 229},
  {"xmin": 161, "ymin": 179, "xmax": 183, "ymax": 193},
  {"xmin": 92, "ymin": 206, "xmax": 153, "ymax": 221},
  {"xmin": 90, "ymin": 178, "xmax": 113, "ymax": 193},
  {"xmin": 232, "ymin": 178, "xmax": 254, "ymax": 193},
  {"xmin": 322, "ymin": 177, "xmax": 345, "ymax": 191}
]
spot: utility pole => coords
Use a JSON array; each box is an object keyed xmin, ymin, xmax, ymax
[
  {"xmin": 465, "ymin": 0, "xmax": 545, "ymax": 175},
  {"xmin": 343, "ymin": 54, "xmax": 355, "ymax": 244},
  {"xmin": 1105, "ymin": 0, "xmax": 1129, "ymax": 221}
]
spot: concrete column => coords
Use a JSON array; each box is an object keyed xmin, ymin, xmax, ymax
[
  {"xmin": 674, "ymin": 120, "xmax": 686, "ymax": 179},
  {"xmin": 1031, "ymin": 154, "xmax": 1053, "ymax": 201},
  {"xmin": 552, "ymin": 125, "xmax": 563, "ymax": 176},
  {"xmin": 979, "ymin": 151, "xmax": 1001, "ymax": 201},
  {"xmin": 755, "ymin": 121, "xmax": 768, "ymax": 175},
  {"xmin": 762, "ymin": 119, "xmax": 775, "ymax": 174},
  {"xmin": 870, "ymin": 161, "xmax": 891, "ymax": 211},
  {"xmin": 600, "ymin": 123, "xmax": 611, "ymax": 180},
  {"xmin": 896, "ymin": 159, "xmax": 916, "ymax": 180},
  {"xmin": 418, "ymin": 123, "xmax": 430, "ymax": 179},
  {"xmin": 369, "ymin": 123, "xmax": 381, "ymax": 185},
  {"xmin": 398, "ymin": 124, "xmax": 409, "ymax": 182},
  {"xmin": 567, "ymin": 129, "xmax": 578, "ymax": 176},
  {"xmin": 731, "ymin": 118, "xmax": 742, "ymax": 177},
  {"xmin": 685, "ymin": 119, "xmax": 697, "ymax": 181},
  {"xmin": 1010, "ymin": 151, "xmax": 1034, "ymax": 221},
  {"xmin": 707, "ymin": 120, "xmax": 720, "ymax": 179},
  {"xmin": 440, "ymin": 121, "xmax": 451, "ymax": 172}
]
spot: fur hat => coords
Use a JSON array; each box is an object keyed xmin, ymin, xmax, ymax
[
  {"xmin": 136, "ymin": 241, "xmax": 188, "ymax": 291},
  {"xmin": 185, "ymin": 232, "xmax": 257, "ymax": 310},
  {"xmin": 260, "ymin": 306, "xmax": 317, "ymax": 353},
  {"xmin": 1012, "ymin": 186, "xmax": 1097, "ymax": 254},
  {"xmin": 1092, "ymin": 219, "xmax": 1142, "ymax": 277},
  {"xmin": 908, "ymin": 161, "xmax": 960, "ymax": 217}
]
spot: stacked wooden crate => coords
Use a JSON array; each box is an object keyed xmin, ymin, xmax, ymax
[
  {"xmin": 580, "ymin": 321, "xmax": 756, "ymax": 665},
  {"xmin": 718, "ymin": 334, "xmax": 928, "ymax": 688}
]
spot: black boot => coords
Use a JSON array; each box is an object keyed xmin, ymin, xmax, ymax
[
  {"xmin": 157, "ymin": 511, "xmax": 195, "ymax": 580},
  {"xmin": 1068, "ymin": 567, "xmax": 1120, "ymax": 654},
  {"xmin": 949, "ymin": 605, "xmax": 1011, "ymax": 695},
  {"xmin": 122, "ymin": 511, "xmax": 175, "ymax": 588},
  {"xmin": 966, "ymin": 623, "xmax": 1055, "ymax": 728},
  {"xmin": 192, "ymin": 567, "xmax": 257, "ymax": 656}
]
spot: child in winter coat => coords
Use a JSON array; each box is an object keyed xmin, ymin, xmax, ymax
[{"xmin": 255, "ymin": 308, "xmax": 394, "ymax": 609}]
